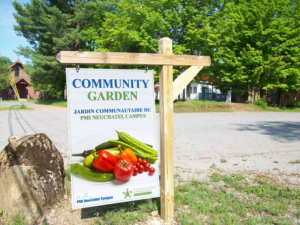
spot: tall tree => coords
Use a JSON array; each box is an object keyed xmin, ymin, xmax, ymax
[
  {"xmin": 82, "ymin": 0, "xmax": 221, "ymax": 86},
  {"xmin": 13, "ymin": 0, "xmax": 110, "ymax": 99},
  {"xmin": 207, "ymin": 0, "xmax": 300, "ymax": 104},
  {"xmin": 0, "ymin": 56, "xmax": 12, "ymax": 91}
]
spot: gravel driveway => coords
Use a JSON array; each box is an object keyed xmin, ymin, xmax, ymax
[{"xmin": 1, "ymin": 102, "xmax": 299, "ymax": 175}]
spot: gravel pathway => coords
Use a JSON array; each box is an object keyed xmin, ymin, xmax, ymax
[
  {"xmin": 171, "ymin": 112, "xmax": 300, "ymax": 175},
  {"xmin": 1, "ymin": 102, "xmax": 299, "ymax": 176}
]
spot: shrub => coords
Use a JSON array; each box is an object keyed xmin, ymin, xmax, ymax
[
  {"xmin": 290, "ymin": 100, "xmax": 300, "ymax": 108},
  {"xmin": 19, "ymin": 104, "xmax": 26, "ymax": 109},
  {"xmin": 254, "ymin": 98, "xmax": 268, "ymax": 109}
]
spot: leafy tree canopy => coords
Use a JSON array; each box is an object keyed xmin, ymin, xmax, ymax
[
  {"xmin": 13, "ymin": 0, "xmax": 300, "ymax": 102},
  {"xmin": 0, "ymin": 56, "xmax": 12, "ymax": 91},
  {"xmin": 208, "ymin": 0, "xmax": 300, "ymax": 97},
  {"xmin": 13, "ymin": 0, "xmax": 111, "ymax": 99}
]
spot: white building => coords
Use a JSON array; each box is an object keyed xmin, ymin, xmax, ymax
[{"xmin": 155, "ymin": 81, "xmax": 231, "ymax": 102}]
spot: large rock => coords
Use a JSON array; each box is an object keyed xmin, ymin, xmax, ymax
[{"xmin": 0, "ymin": 134, "xmax": 65, "ymax": 223}]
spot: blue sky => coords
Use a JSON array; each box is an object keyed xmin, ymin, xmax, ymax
[{"xmin": 0, "ymin": 0, "xmax": 30, "ymax": 64}]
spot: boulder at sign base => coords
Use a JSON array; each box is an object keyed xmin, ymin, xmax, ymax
[{"xmin": 0, "ymin": 134, "xmax": 65, "ymax": 223}]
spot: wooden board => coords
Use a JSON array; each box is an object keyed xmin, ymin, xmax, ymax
[
  {"xmin": 159, "ymin": 37, "xmax": 174, "ymax": 223},
  {"xmin": 56, "ymin": 51, "xmax": 211, "ymax": 66},
  {"xmin": 173, "ymin": 66, "xmax": 203, "ymax": 101}
]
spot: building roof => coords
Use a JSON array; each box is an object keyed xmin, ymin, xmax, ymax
[
  {"xmin": 9, "ymin": 60, "xmax": 26, "ymax": 69},
  {"xmin": 14, "ymin": 77, "xmax": 30, "ymax": 85}
]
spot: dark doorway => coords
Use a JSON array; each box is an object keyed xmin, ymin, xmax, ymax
[
  {"xmin": 17, "ymin": 83, "xmax": 28, "ymax": 98},
  {"xmin": 202, "ymin": 87, "xmax": 208, "ymax": 100}
]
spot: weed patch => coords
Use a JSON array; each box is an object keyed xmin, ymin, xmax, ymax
[
  {"xmin": 220, "ymin": 159, "xmax": 227, "ymax": 163},
  {"xmin": 289, "ymin": 160, "xmax": 300, "ymax": 164},
  {"xmin": 1, "ymin": 212, "xmax": 31, "ymax": 225},
  {"xmin": 174, "ymin": 174, "xmax": 300, "ymax": 224},
  {"xmin": 210, "ymin": 163, "xmax": 217, "ymax": 169}
]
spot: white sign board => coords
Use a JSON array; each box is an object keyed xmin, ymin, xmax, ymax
[{"xmin": 66, "ymin": 69, "xmax": 159, "ymax": 209}]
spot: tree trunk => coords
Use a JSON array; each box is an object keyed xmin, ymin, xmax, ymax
[
  {"xmin": 248, "ymin": 86, "xmax": 253, "ymax": 104},
  {"xmin": 248, "ymin": 89, "xmax": 254, "ymax": 104},
  {"xmin": 278, "ymin": 89, "xmax": 282, "ymax": 107},
  {"xmin": 44, "ymin": 92, "xmax": 48, "ymax": 101},
  {"xmin": 183, "ymin": 88, "xmax": 186, "ymax": 101},
  {"xmin": 62, "ymin": 84, "xmax": 65, "ymax": 99},
  {"xmin": 186, "ymin": 83, "xmax": 191, "ymax": 101},
  {"xmin": 284, "ymin": 94, "xmax": 287, "ymax": 108},
  {"xmin": 260, "ymin": 87, "xmax": 264, "ymax": 99}
]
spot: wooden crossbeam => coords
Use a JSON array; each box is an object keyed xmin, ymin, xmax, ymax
[
  {"xmin": 56, "ymin": 51, "xmax": 211, "ymax": 66},
  {"xmin": 173, "ymin": 66, "xmax": 204, "ymax": 101}
]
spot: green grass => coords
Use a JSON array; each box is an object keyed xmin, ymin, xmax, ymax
[
  {"xmin": 289, "ymin": 160, "xmax": 300, "ymax": 164},
  {"xmin": 220, "ymin": 159, "xmax": 227, "ymax": 163},
  {"xmin": 0, "ymin": 104, "xmax": 32, "ymax": 111},
  {"xmin": 157, "ymin": 100, "xmax": 231, "ymax": 113},
  {"xmin": 65, "ymin": 166, "xmax": 71, "ymax": 196},
  {"xmin": 91, "ymin": 198, "xmax": 158, "ymax": 225},
  {"xmin": 2, "ymin": 174, "xmax": 299, "ymax": 225},
  {"xmin": 91, "ymin": 174, "xmax": 300, "ymax": 224},
  {"xmin": 1, "ymin": 212, "xmax": 31, "ymax": 225},
  {"xmin": 175, "ymin": 174, "xmax": 300, "ymax": 224},
  {"xmin": 210, "ymin": 163, "xmax": 217, "ymax": 169},
  {"xmin": 264, "ymin": 106, "xmax": 300, "ymax": 112},
  {"xmin": 0, "ymin": 99, "xmax": 20, "ymax": 102},
  {"xmin": 155, "ymin": 100, "xmax": 300, "ymax": 113},
  {"xmin": 27, "ymin": 99, "xmax": 67, "ymax": 107}
]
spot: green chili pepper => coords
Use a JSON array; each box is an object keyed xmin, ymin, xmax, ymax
[{"xmin": 70, "ymin": 163, "xmax": 115, "ymax": 182}]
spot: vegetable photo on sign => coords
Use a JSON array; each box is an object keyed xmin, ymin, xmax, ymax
[
  {"xmin": 70, "ymin": 131, "xmax": 158, "ymax": 182},
  {"xmin": 71, "ymin": 131, "xmax": 158, "ymax": 182}
]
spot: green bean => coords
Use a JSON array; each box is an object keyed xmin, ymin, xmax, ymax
[{"xmin": 70, "ymin": 163, "xmax": 114, "ymax": 182}]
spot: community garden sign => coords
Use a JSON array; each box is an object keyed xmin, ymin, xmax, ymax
[
  {"xmin": 57, "ymin": 37, "xmax": 211, "ymax": 223},
  {"xmin": 66, "ymin": 69, "xmax": 159, "ymax": 208}
]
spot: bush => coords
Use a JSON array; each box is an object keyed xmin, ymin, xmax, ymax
[
  {"xmin": 254, "ymin": 98, "xmax": 268, "ymax": 109},
  {"xmin": 19, "ymin": 104, "xmax": 26, "ymax": 109},
  {"xmin": 290, "ymin": 100, "xmax": 300, "ymax": 108}
]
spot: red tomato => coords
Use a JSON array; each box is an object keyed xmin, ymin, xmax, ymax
[
  {"xmin": 144, "ymin": 164, "xmax": 150, "ymax": 172},
  {"xmin": 141, "ymin": 159, "xmax": 148, "ymax": 166},
  {"xmin": 137, "ymin": 158, "xmax": 142, "ymax": 164},
  {"xmin": 149, "ymin": 167, "xmax": 155, "ymax": 175},
  {"xmin": 133, "ymin": 167, "xmax": 139, "ymax": 176},
  {"xmin": 114, "ymin": 159, "xmax": 134, "ymax": 181},
  {"xmin": 137, "ymin": 164, "xmax": 144, "ymax": 173}
]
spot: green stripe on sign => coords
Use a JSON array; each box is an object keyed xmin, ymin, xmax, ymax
[{"xmin": 134, "ymin": 192, "xmax": 152, "ymax": 196}]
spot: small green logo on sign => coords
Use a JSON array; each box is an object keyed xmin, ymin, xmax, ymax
[{"xmin": 123, "ymin": 188, "xmax": 132, "ymax": 199}]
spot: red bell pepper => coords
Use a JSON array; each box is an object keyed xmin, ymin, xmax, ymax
[
  {"xmin": 114, "ymin": 159, "xmax": 134, "ymax": 181},
  {"xmin": 92, "ymin": 150, "xmax": 117, "ymax": 173}
]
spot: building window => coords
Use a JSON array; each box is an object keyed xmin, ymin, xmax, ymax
[
  {"xmin": 15, "ymin": 68, "xmax": 19, "ymax": 77},
  {"xmin": 193, "ymin": 86, "xmax": 197, "ymax": 94}
]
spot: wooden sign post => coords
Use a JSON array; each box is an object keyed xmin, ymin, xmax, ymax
[{"xmin": 57, "ymin": 37, "xmax": 210, "ymax": 223}]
